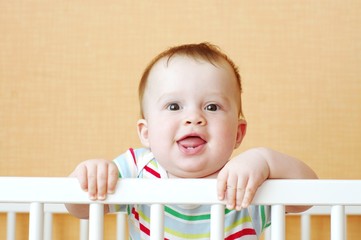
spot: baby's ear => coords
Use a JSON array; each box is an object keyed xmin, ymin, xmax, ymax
[
  {"xmin": 234, "ymin": 118, "xmax": 247, "ymax": 149},
  {"xmin": 137, "ymin": 119, "xmax": 150, "ymax": 147}
]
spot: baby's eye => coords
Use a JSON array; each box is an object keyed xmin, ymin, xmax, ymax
[
  {"xmin": 205, "ymin": 104, "xmax": 219, "ymax": 111},
  {"xmin": 167, "ymin": 103, "xmax": 181, "ymax": 111}
]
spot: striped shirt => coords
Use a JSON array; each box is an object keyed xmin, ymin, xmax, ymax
[{"xmin": 110, "ymin": 148, "xmax": 271, "ymax": 240}]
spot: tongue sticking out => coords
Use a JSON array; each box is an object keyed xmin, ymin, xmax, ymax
[{"xmin": 178, "ymin": 136, "xmax": 206, "ymax": 148}]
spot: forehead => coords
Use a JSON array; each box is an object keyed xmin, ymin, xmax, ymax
[
  {"xmin": 147, "ymin": 55, "xmax": 238, "ymax": 88},
  {"xmin": 141, "ymin": 56, "xmax": 241, "ymax": 115}
]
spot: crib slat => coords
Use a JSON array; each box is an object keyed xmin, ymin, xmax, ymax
[
  {"xmin": 117, "ymin": 213, "xmax": 128, "ymax": 240},
  {"xmin": 331, "ymin": 205, "xmax": 345, "ymax": 240},
  {"xmin": 80, "ymin": 219, "xmax": 89, "ymax": 240},
  {"xmin": 271, "ymin": 205, "xmax": 285, "ymax": 240},
  {"xmin": 210, "ymin": 204, "xmax": 225, "ymax": 240},
  {"xmin": 301, "ymin": 214, "xmax": 311, "ymax": 240},
  {"xmin": 150, "ymin": 204, "xmax": 164, "ymax": 240},
  {"xmin": 29, "ymin": 202, "xmax": 44, "ymax": 240},
  {"xmin": 7, "ymin": 212, "xmax": 16, "ymax": 240},
  {"xmin": 89, "ymin": 203, "xmax": 104, "ymax": 240},
  {"xmin": 44, "ymin": 212, "xmax": 52, "ymax": 240}
]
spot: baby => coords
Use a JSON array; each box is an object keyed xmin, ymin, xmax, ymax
[{"xmin": 66, "ymin": 42, "xmax": 317, "ymax": 239}]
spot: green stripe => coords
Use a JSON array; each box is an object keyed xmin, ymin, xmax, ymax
[
  {"xmin": 165, "ymin": 206, "xmax": 210, "ymax": 221},
  {"xmin": 260, "ymin": 205, "xmax": 267, "ymax": 230},
  {"xmin": 225, "ymin": 208, "xmax": 232, "ymax": 214},
  {"xmin": 137, "ymin": 208, "xmax": 211, "ymax": 239},
  {"xmin": 164, "ymin": 207, "xmax": 244, "ymax": 222}
]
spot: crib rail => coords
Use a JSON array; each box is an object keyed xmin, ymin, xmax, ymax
[{"xmin": 1, "ymin": 178, "xmax": 361, "ymax": 240}]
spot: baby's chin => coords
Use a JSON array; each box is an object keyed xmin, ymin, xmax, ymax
[{"xmin": 167, "ymin": 169, "xmax": 220, "ymax": 179}]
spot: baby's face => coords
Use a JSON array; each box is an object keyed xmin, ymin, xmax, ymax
[{"xmin": 137, "ymin": 56, "xmax": 246, "ymax": 178}]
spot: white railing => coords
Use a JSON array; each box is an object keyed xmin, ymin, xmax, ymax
[
  {"xmin": 263, "ymin": 206, "xmax": 361, "ymax": 240},
  {"xmin": 1, "ymin": 177, "xmax": 361, "ymax": 240},
  {"xmin": 0, "ymin": 203, "xmax": 90, "ymax": 240},
  {"xmin": 2, "ymin": 204, "xmax": 361, "ymax": 240}
]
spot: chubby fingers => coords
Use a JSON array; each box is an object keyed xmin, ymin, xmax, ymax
[
  {"xmin": 238, "ymin": 179, "xmax": 258, "ymax": 209},
  {"xmin": 217, "ymin": 170, "xmax": 241, "ymax": 209},
  {"xmin": 217, "ymin": 171, "xmax": 258, "ymax": 210},
  {"xmin": 72, "ymin": 160, "xmax": 119, "ymax": 201}
]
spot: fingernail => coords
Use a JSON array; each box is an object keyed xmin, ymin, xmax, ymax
[
  {"xmin": 89, "ymin": 195, "xmax": 96, "ymax": 200},
  {"xmin": 98, "ymin": 194, "xmax": 106, "ymax": 200}
]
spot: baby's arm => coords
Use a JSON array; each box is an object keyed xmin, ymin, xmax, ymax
[
  {"xmin": 65, "ymin": 159, "xmax": 119, "ymax": 219},
  {"xmin": 217, "ymin": 147, "xmax": 318, "ymax": 212}
]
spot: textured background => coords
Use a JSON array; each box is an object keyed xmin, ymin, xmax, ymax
[{"xmin": 1, "ymin": 1, "xmax": 360, "ymax": 239}]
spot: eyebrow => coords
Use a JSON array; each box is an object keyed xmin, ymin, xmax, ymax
[
  {"xmin": 157, "ymin": 92, "xmax": 233, "ymax": 105},
  {"xmin": 156, "ymin": 92, "xmax": 181, "ymax": 105}
]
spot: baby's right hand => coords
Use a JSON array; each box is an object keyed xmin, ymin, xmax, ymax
[{"xmin": 69, "ymin": 159, "xmax": 119, "ymax": 200}]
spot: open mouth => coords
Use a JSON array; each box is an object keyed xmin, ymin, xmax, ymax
[{"xmin": 177, "ymin": 135, "xmax": 207, "ymax": 154}]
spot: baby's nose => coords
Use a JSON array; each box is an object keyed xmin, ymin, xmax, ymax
[{"xmin": 185, "ymin": 114, "xmax": 207, "ymax": 126}]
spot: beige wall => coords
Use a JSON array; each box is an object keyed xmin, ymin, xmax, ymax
[{"xmin": 1, "ymin": 1, "xmax": 360, "ymax": 239}]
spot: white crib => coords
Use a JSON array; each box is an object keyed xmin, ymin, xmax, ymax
[{"xmin": 0, "ymin": 177, "xmax": 360, "ymax": 240}]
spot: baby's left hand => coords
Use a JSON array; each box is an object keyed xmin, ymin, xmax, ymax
[{"xmin": 217, "ymin": 149, "xmax": 270, "ymax": 210}]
